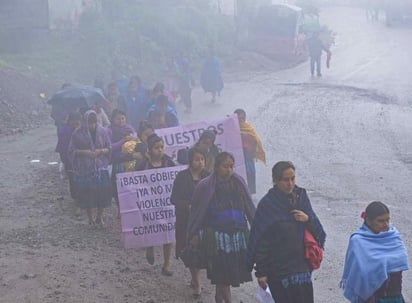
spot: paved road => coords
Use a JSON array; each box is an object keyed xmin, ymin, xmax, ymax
[
  {"xmin": 186, "ymin": 6, "xmax": 412, "ymax": 302},
  {"xmin": 1, "ymin": 6, "xmax": 411, "ymax": 303}
]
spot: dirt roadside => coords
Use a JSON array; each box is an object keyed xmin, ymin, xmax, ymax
[
  {"xmin": 3, "ymin": 83, "xmax": 411, "ymax": 303},
  {"xmin": 0, "ymin": 68, "xmax": 57, "ymax": 136},
  {"xmin": 0, "ymin": 51, "xmax": 297, "ymax": 302},
  {"xmin": 1, "ymin": 50, "xmax": 411, "ymax": 302},
  {"xmin": 0, "ymin": 124, "xmax": 222, "ymax": 303}
]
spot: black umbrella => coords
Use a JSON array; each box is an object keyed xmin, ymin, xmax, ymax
[{"xmin": 47, "ymin": 85, "xmax": 106, "ymax": 108}]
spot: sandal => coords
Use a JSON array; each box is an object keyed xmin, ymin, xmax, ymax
[
  {"xmin": 146, "ymin": 251, "xmax": 154, "ymax": 265},
  {"xmin": 94, "ymin": 217, "xmax": 104, "ymax": 226},
  {"xmin": 161, "ymin": 268, "xmax": 173, "ymax": 276},
  {"xmin": 75, "ymin": 207, "xmax": 81, "ymax": 217}
]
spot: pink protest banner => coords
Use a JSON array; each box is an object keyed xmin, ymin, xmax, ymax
[
  {"xmin": 155, "ymin": 114, "xmax": 247, "ymax": 181},
  {"xmin": 117, "ymin": 166, "xmax": 186, "ymax": 249}
]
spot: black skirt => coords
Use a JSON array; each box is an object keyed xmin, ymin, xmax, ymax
[
  {"xmin": 207, "ymin": 250, "xmax": 252, "ymax": 287},
  {"xmin": 201, "ymin": 228, "xmax": 252, "ymax": 287}
]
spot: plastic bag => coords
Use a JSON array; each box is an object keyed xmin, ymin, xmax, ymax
[
  {"xmin": 256, "ymin": 286, "xmax": 275, "ymax": 303},
  {"xmin": 59, "ymin": 162, "xmax": 66, "ymax": 180}
]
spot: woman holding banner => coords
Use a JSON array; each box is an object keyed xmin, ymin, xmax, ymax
[
  {"xmin": 177, "ymin": 129, "xmax": 219, "ymax": 173},
  {"xmin": 107, "ymin": 109, "xmax": 137, "ymax": 218},
  {"xmin": 188, "ymin": 152, "xmax": 255, "ymax": 303},
  {"xmin": 170, "ymin": 148, "xmax": 209, "ymax": 298},
  {"xmin": 135, "ymin": 133, "xmax": 175, "ymax": 276},
  {"xmin": 234, "ymin": 108, "xmax": 266, "ymax": 195},
  {"xmin": 120, "ymin": 120, "xmax": 154, "ymax": 172}
]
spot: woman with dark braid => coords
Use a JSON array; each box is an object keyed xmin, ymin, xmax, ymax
[
  {"xmin": 188, "ymin": 152, "xmax": 255, "ymax": 303},
  {"xmin": 341, "ymin": 201, "xmax": 409, "ymax": 303}
]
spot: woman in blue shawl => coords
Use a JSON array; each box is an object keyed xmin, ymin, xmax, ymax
[
  {"xmin": 123, "ymin": 76, "xmax": 151, "ymax": 130},
  {"xmin": 246, "ymin": 161, "xmax": 326, "ymax": 303},
  {"xmin": 68, "ymin": 110, "xmax": 112, "ymax": 225},
  {"xmin": 341, "ymin": 201, "xmax": 409, "ymax": 303},
  {"xmin": 200, "ymin": 48, "xmax": 224, "ymax": 103},
  {"xmin": 147, "ymin": 94, "xmax": 179, "ymax": 129}
]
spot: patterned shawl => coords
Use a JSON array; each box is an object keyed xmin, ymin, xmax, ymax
[
  {"xmin": 68, "ymin": 110, "xmax": 112, "ymax": 176},
  {"xmin": 187, "ymin": 172, "xmax": 256, "ymax": 239}
]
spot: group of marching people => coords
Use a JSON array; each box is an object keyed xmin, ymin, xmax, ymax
[
  {"xmin": 53, "ymin": 65, "xmax": 264, "ymax": 278},
  {"xmin": 54, "ymin": 85, "xmax": 409, "ymax": 302},
  {"xmin": 172, "ymin": 153, "xmax": 409, "ymax": 303},
  {"xmin": 54, "ymin": 48, "xmax": 224, "ymax": 220}
]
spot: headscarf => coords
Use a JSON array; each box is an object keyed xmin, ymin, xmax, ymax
[
  {"xmin": 340, "ymin": 224, "xmax": 409, "ymax": 302},
  {"xmin": 68, "ymin": 110, "xmax": 111, "ymax": 176},
  {"xmin": 109, "ymin": 123, "xmax": 136, "ymax": 143},
  {"xmin": 81, "ymin": 110, "xmax": 97, "ymax": 130}
]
